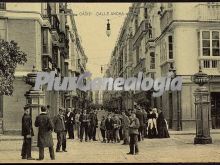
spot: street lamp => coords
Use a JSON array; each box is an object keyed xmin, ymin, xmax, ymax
[
  {"xmin": 106, "ymin": 19, "xmax": 111, "ymax": 37},
  {"xmin": 24, "ymin": 66, "xmax": 45, "ymax": 147},
  {"xmin": 169, "ymin": 65, "xmax": 182, "ymax": 131},
  {"xmin": 192, "ymin": 66, "xmax": 212, "ymax": 144}
]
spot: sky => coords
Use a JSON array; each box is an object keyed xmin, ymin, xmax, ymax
[{"xmin": 70, "ymin": 3, "xmax": 131, "ymax": 78}]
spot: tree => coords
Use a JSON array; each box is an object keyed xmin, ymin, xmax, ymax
[{"xmin": 0, "ymin": 39, "xmax": 27, "ymax": 95}]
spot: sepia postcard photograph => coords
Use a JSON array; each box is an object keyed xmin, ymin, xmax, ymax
[{"xmin": 0, "ymin": 0, "xmax": 219, "ymax": 163}]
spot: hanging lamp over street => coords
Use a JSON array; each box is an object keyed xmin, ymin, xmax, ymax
[{"xmin": 106, "ymin": 19, "xmax": 111, "ymax": 37}]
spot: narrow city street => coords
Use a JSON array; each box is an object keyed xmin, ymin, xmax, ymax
[
  {"xmin": 0, "ymin": 110, "xmax": 220, "ymax": 163},
  {"xmin": 1, "ymin": 133, "xmax": 220, "ymax": 163}
]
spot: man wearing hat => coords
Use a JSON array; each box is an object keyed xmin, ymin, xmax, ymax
[
  {"xmin": 127, "ymin": 111, "xmax": 140, "ymax": 155},
  {"xmin": 53, "ymin": 108, "xmax": 67, "ymax": 152},
  {"xmin": 21, "ymin": 106, "xmax": 34, "ymax": 160},
  {"xmin": 35, "ymin": 106, "xmax": 55, "ymax": 160}
]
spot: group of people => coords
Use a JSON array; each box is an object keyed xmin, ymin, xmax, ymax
[
  {"xmin": 21, "ymin": 106, "xmax": 99, "ymax": 160},
  {"xmin": 98, "ymin": 104, "xmax": 170, "ymax": 155},
  {"xmin": 21, "ymin": 103, "xmax": 170, "ymax": 160}
]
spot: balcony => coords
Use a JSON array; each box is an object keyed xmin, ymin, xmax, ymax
[
  {"xmin": 196, "ymin": 4, "xmax": 220, "ymax": 21},
  {"xmin": 199, "ymin": 57, "xmax": 220, "ymax": 74},
  {"xmin": 132, "ymin": 19, "xmax": 150, "ymax": 47},
  {"xmin": 132, "ymin": 58, "xmax": 146, "ymax": 75},
  {"xmin": 50, "ymin": 15, "xmax": 60, "ymax": 42},
  {"xmin": 160, "ymin": 9, "xmax": 173, "ymax": 33}
]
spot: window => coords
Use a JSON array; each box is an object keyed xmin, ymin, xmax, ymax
[
  {"xmin": 144, "ymin": 8, "xmax": 148, "ymax": 19},
  {"xmin": 42, "ymin": 28, "xmax": 49, "ymax": 54},
  {"xmin": 150, "ymin": 52, "xmax": 155, "ymax": 69},
  {"xmin": 168, "ymin": 35, "xmax": 173, "ymax": 59},
  {"xmin": 201, "ymin": 30, "xmax": 220, "ymax": 57},
  {"xmin": 0, "ymin": 3, "xmax": 6, "ymax": 10}
]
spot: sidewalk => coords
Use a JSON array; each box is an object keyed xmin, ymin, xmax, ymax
[{"xmin": 1, "ymin": 129, "xmax": 220, "ymax": 141}]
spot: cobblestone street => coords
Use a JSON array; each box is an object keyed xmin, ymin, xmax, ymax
[{"xmin": 1, "ymin": 131, "xmax": 220, "ymax": 163}]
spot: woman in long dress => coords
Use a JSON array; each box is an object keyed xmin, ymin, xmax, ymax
[
  {"xmin": 157, "ymin": 108, "xmax": 170, "ymax": 138},
  {"xmin": 147, "ymin": 108, "xmax": 158, "ymax": 138}
]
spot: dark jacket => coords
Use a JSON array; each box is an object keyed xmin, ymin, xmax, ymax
[
  {"xmin": 79, "ymin": 113, "xmax": 89, "ymax": 126},
  {"xmin": 53, "ymin": 114, "xmax": 66, "ymax": 133},
  {"xmin": 113, "ymin": 118, "xmax": 121, "ymax": 129},
  {"xmin": 100, "ymin": 119, "xmax": 106, "ymax": 130},
  {"xmin": 136, "ymin": 110, "xmax": 144, "ymax": 127},
  {"xmin": 65, "ymin": 112, "xmax": 75, "ymax": 127},
  {"xmin": 22, "ymin": 114, "xmax": 34, "ymax": 136},
  {"xmin": 105, "ymin": 118, "xmax": 114, "ymax": 130},
  {"xmin": 89, "ymin": 113, "xmax": 98, "ymax": 126},
  {"xmin": 35, "ymin": 113, "xmax": 54, "ymax": 148},
  {"xmin": 129, "ymin": 117, "xmax": 140, "ymax": 135}
]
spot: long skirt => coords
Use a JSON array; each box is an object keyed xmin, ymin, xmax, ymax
[{"xmin": 157, "ymin": 126, "xmax": 170, "ymax": 138}]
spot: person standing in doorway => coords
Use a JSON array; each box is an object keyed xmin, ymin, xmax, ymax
[
  {"xmin": 54, "ymin": 108, "xmax": 67, "ymax": 152},
  {"xmin": 21, "ymin": 106, "xmax": 35, "ymax": 160},
  {"xmin": 35, "ymin": 106, "xmax": 55, "ymax": 160}
]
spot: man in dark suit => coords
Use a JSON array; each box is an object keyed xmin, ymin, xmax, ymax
[
  {"xmin": 35, "ymin": 106, "xmax": 55, "ymax": 160},
  {"xmin": 54, "ymin": 108, "xmax": 67, "ymax": 152},
  {"xmin": 65, "ymin": 108, "xmax": 75, "ymax": 139},
  {"xmin": 21, "ymin": 106, "xmax": 34, "ymax": 160},
  {"xmin": 135, "ymin": 106, "xmax": 145, "ymax": 141},
  {"xmin": 79, "ymin": 109, "xmax": 90, "ymax": 142},
  {"xmin": 105, "ymin": 115, "xmax": 114, "ymax": 143},
  {"xmin": 88, "ymin": 109, "xmax": 98, "ymax": 141}
]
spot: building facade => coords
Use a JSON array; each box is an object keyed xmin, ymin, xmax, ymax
[
  {"xmin": 0, "ymin": 2, "xmax": 88, "ymax": 134},
  {"xmin": 104, "ymin": 2, "xmax": 220, "ymax": 130}
]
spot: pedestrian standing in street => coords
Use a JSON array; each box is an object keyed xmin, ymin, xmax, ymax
[
  {"xmin": 93, "ymin": 110, "xmax": 98, "ymax": 141},
  {"xmin": 65, "ymin": 108, "xmax": 75, "ymax": 139},
  {"xmin": 157, "ymin": 108, "xmax": 170, "ymax": 138},
  {"xmin": 121, "ymin": 111, "xmax": 130, "ymax": 145},
  {"xmin": 21, "ymin": 106, "xmax": 35, "ymax": 160},
  {"xmin": 105, "ymin": 114, "xmax": 114, "ymax": 143},
  {"xmin": 135, "ymin": 106, "xmax": 145, "ymax": 141},
  {"xmin": 113, "ymin": 115, "xmax": 121, "ymax": 143},
  {"xmin": 119, "ymin": 114, "xmax": 123, "ymax": 141},
  {"xmin": 75, "ymin": 110, "xmax": 81, "ymax": 139},
  {"xmin": 142, "ymin": 107, "xmax": 148, "ymax": 138},
  {"xmin": 100, "ymin": 115, "xmax": 106, "ymax": 143},
  {"xmin": 35, "ymin": 106, "xmax": 55, "ymax": 160},
  {"xmin": 147, "ymin": 108, "xmax": 158, "ymax": 139},
  {"xmin": 127, "ymin": 111, "xmax": 140, "ymax": 155},
  {"xmin": 54, "ymin": 108, "xmax": 67, "ymax": 152},
  {"xmin": 79, "ymin": 109, "xmax": 90, "ymax": 142},
  {"xmin": 88, "ymin": 110, "xmax": 98, "ymax": 141}
]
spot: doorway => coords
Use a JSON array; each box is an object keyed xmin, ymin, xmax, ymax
[
  {"xmin": 211, "ymin": 92, "xmax": 220, "ymax": 129},
  {"xmin": 169, "ymin": 92, "xmax": 173, "ymax": 129}
]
